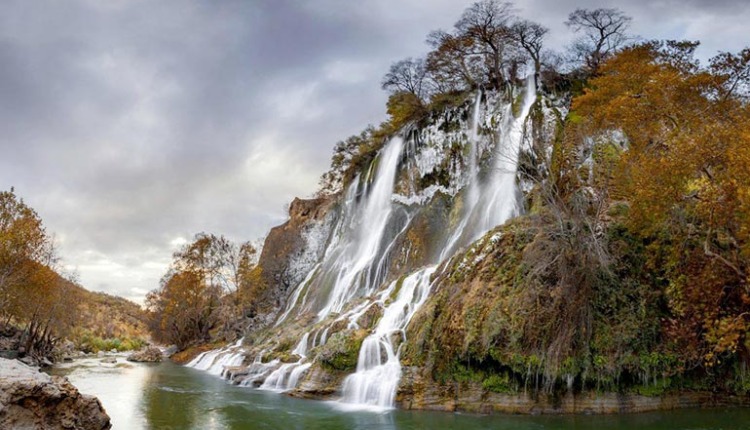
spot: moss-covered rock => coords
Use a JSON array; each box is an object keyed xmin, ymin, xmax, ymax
[{"xmin": 318, "ymin": 330, "xmax": 367, "ymax": 371}]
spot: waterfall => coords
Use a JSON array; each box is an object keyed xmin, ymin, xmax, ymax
[
  {"xmin": 186, "ymin": 337, "xmax": 245, "ymax": 376},
  {"xmin": 340, "ymin": 76, "xmax": 537, "ymax": 409},
  {"xmin": 440, "ymin": 76, "xmax": 536, "ymax": 260},
  {"xmin": 316, "ymin": 137, "xmax": 405, "ymax": 319},
  {"xmin": 259, "ymin": 332, "xmax": 313, "ymax": 392},
  {"xmin": 270, "ymin": 137, "xmax": 407, "ymax": 325},
  {"xmin": 292, "ymin": 332, "xmax": 310, "ymax": 358},
  {"xmin": 340, "ymin": 267, "xmax": 436, "ymax": 409},
  {"xmin": 476, "ymin": 76, "xmax": 536, "ymax": 236},
  {"xmin": 275, "ymin": 263, "xmax": 320, "ymax": 327},
  {"xmin": 439, "ymin": 91, "xmax": 484, "ymax": 261},
  {"xmin": 186, "ymin": 79, "xmax": 539, "ymax": 407}
]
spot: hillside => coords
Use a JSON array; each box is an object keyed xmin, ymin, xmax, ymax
[{"xmin": 66, "ymin": 283, "xmax": 149, "ymax": 353}]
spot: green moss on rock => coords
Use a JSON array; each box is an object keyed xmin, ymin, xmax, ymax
[{"xmin": 318, "ymin": 330, "xmax": 367, "ymax": 371}]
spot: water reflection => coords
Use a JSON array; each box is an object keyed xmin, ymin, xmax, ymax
[
  {"xmin": 141, "ymin": 366, "xmax": 213, "ymax": 429},
  {"xmin": 52, "ymin": 359, "xmax": 750, "ymax": 430}
]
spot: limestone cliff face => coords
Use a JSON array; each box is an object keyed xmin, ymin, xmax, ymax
[
  {"xmin": 196, "ymin": 86, "xmax": 599, "ymax": 413},
  {"xmin": 254, "ymin": 197, "xmax": 336, "ymax": 322}
]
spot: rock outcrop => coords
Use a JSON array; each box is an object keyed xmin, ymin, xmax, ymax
[
  {"xmin": 127, "ymin": 346, "xmax": 163, "ymax": 362},
  {"xmin": 251, "ymin": 196, "xmax": 336, "ymax": 326},
  {"xmin": 0, "ymin": 358, "xmax": 111, "ymax": 430}
]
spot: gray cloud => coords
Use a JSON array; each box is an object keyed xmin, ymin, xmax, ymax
[{"xmin": 1, "ymin": 0, "xmax": 747, "ymax": 303}]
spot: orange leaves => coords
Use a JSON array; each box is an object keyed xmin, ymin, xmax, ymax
[{"xmin": 570, "ymin": 41, "xmax": 750, "ymax": 367}]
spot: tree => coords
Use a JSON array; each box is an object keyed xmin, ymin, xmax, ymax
[
  {"xmin": 146, "ymin": 233, "xmax": 259, "ymax": 347},
  {"xmin": 146, "ymin": 270, "xmax": 220, "ymax": 349},
  {"xmin": 710, "ymin": 47, "xmax": 750, "ymax": 100},
  {"xmin": 565, "ymin": 8, "xmax": 632, "ymax": 74},
  {"xmin": 0, "ymin": 189, "xmax": 54, "ymax": 320},
  {"xmin": 425, "ymin": 30, "xmax": 484, "ymax": 92},
  {"xmin": 509, "ymin": 20, "xmax": 548, "ymax": 82},
  {"xmin": 382, "ymin": 58, "xmax": 430, "ymax": 100},
  {"xmin": 0, "ymin": 189, "xmax": 82, "ymax": 357},
  {"xmin": 456, "ymin": 0, "xmax": 516, "ymax": 88}
]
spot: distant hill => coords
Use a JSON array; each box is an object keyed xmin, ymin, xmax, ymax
[{"xmin": 70, "ymin": 284, "xmax": 149, "ymax": 343}]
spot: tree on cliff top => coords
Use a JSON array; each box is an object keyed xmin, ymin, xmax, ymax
[{"xmin": 565, "ymin": 8, "xmax": 632, "ymax": 75}]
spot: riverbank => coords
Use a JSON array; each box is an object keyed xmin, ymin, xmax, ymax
[
  {"xmin": 0, "ymin": 358, "xmax": 111, "ymax": 429},
  {"xmin": 187, "ymin": 342, "xmax": 750, "ymax": 416},
  {"xmin": 49, "ymin": 357, "xmax": 750, "ymax": 429}
]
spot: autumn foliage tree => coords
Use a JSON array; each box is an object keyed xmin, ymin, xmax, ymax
[
  {"xmin": 572, "ymin": 41, "xmax": 750, "ymax": 368},
  {"xmin": 146, "ymin": 233, "xmax": 258, "ymax": 349},
  {"xmin": 0, "ymin": 189, "xmax": 82, "ymax": 357}
]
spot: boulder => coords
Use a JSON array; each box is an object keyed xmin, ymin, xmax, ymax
[
  {"xmin": 163, "ymin": 345, "xmax": 178, "ymax": 357},
  {"xmin": 100, "ymin": 357, "xmax": 117, "ymax": 364},
  {"xmin": 126, "ymin": 347, "xmax": 163, "ymax": 363},
  {"xmin": 0, "ymin": 358, "xmax": 111, "ymax": 430}
]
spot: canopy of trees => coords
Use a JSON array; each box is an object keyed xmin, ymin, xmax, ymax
[
  {"xmin": 1, "ymin": 189, "xmax": 148, "ymax": 357},
  {"xmin": 146, "ymin": 233, "xmax": 259, "ymax": 349},
  {"xmin": 570, "ymin": 41, "xmax": 750, "ymax": 367},
  {"xmin": 0, "ymin": 189, "xmax": 69, "ymax": 357}
]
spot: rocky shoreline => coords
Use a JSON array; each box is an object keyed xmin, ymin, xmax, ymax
[
  {"xmin": 0, "ymin": 358, "xmax": 111, "ymax": 430},
  {"xmin": 395, "ymin": 367, "xmax": 750, "ymax": 415}
]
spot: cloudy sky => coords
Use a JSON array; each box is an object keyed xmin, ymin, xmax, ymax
[{"xmin": 1, "ymin": 0, "xmax": 747, "ymax": 304}]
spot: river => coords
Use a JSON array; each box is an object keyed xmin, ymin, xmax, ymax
[{"xmin": 50, "ymin": 356, "xmax": 750, "ymax": 430}]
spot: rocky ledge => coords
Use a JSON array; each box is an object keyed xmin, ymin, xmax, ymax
[
  {"xmin": 127, "ymin": 346, "xmax": 163, "ymax": 363},
  {"xmin": 0, "ymin": 358, "xmax": 111, "ymax": 430}
]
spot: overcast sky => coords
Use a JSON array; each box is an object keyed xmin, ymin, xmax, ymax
[{"xmin": 1, "ymin": 0, "xmax": 748, "ymax": 304}]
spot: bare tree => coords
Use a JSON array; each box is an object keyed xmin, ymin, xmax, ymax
[
  {"xmin": 425, "ymin": 29, "xmax": 484, "ymax": 91},
  {"xmin": 510, "ymin": 20, "xmax": 548, "ymax": 82},
  {"xmin": 710, "ymin": 47, "xmax": 750, "ymax": 100},
  {"xmin": 565, "ymin": 8, "xmax": 632, "ymax": 74},
  {"xmin": 381, "ymin": 57, "xmax": 429, "ymax": 100},
  {"xmin": 455, "ymin": 0, "xmax": 516, "ymax": 88}
]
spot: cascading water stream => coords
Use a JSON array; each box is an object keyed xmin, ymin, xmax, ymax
[
  {"xmin": 186, "ymin": 337, "xmax": 245, "ymax": 376},
  {"xmin": 275, "ymin": 263, "xmax": 321, "ymax": 327},
  {"xmin": 476, "ymin": 76, "xmax": 536, "ymax": 235},
  {"xmin": 340, "ymin": 267, "xmax": 437, "ymax": 409},
  {"xmin": 440, "ymin": 76, "xmax": 536, "ymax": 260},
  {"xmin": 439, "ymin": 90, "xmax": 483, "ymax": 261},
  {"xmin": 316, "ymin": 137, "xmax": 405, "ymax": 319},
  {"xmin": 260, "ymin": 333, "xmax": 312, "ymax": 392}
]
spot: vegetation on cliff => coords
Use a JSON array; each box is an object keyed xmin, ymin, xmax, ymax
[
  {"xmin": 175, "ymin": 1, "xmax": 750, "ymax": 405},
  {"xmin": 402, "ymin": 37, "xmax": 750, "ymax": 398}
]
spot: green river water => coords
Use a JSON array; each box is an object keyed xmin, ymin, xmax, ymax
[{"xmin": 50, "ymin": 356, "xmax": 750, "ymax": 430}]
